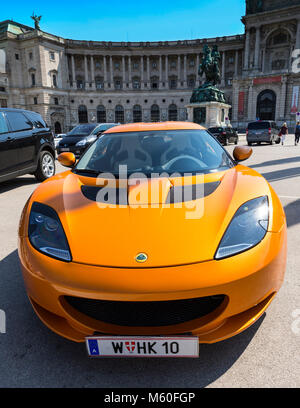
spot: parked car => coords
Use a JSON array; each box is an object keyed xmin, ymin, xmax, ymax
[
  {"xmin": 18, "ymin": 122, "xmax": 287, "ymax": 347},
  {"xmin": 57, "ymin": 123, "xmax": 119, "ymax": 158},
  {"xmin": 246, "ymin": 121, "xmax": 281, "ymax": 146},
  {"xmin": 0, "ymin": 108, "xmax": 56, "ymax": 183},
  {"xmin": 54, "ymin": 133, "xmax": 66, "ymax": 148},
  {"xmin": 208, "ymin": 126, "xmax": 239, "ymax": 146}
]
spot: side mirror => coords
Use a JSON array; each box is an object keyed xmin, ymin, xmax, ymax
[
  {"xmin": 58, "ymin": 152, "xmax": 76, "ymax": 168},
  {"xmin": 233, "ymin": 146, "xmax": 252, "ymax": 162},
  {"xmin": 96, "ymin": 131, "xmax": 103, "ymax": 137}
]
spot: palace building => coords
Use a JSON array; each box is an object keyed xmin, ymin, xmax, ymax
[{"xmin": 0, "ymin": 0, "xmax": 300, "ymax": 132}]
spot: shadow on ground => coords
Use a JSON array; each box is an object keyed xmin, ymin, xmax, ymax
[
  {"xmin": 284, "ymin": 199, "xmax": 300, "ymax": 228},
  {"xmin": 0, "ymin": 249, "xmax": 264, "ymax": 388},
  {"xmin": 0, "ymin": 177, "xmax": 37, "ymax": 194}
]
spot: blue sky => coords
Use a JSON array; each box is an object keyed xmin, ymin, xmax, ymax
[{"xmin": 2, "ymin": 0, "xmax": 246, "ymax": 41}]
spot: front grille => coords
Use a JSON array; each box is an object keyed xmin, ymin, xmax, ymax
[{"xmin": 64, "ymin": 295, "xmax": 225, "ymax": 327}]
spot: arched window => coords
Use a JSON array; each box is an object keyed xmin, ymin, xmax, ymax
[
  {"xmin": 54, "ymin": 122, "xmax": 62, "ymax": 134},
  {"xmin": 133, "ymin": 105, "xmax": 142, "ymax": 122},
  {"xmin": 115, "ymin": 105, "xmax": 124, "ymax": 123},
  {"xmin": 53, "ymin": 74, "xmax": 57, "ymax": 87},
  {"xmin": 97, "ymin": 105, "xmax": 106, "ymax": 123},
  {"xmin": 168, "ymin": 104, "xmax": 178, "ymax": 121},
  {"xmin": 256, "ymin": 90, "xmax": 276, "ymax": 121},
  {"xmin": 151, "ymin": 104, "xmax": 160, "ymax": 122},
  {"xmin": 78, "ymin": 105, "xmax": 88, "ymax": 123}
]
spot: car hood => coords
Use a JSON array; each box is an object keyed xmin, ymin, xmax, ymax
[{"xmin": 29, "ymin": 166, "xmax": 275, "ymax": 268}]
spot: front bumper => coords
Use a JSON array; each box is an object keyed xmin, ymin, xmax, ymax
[
  {"xmin": 57, "ymin": 145, "xmax": 87, "ymax": 158},
  {"xmin": 18, "ymin": 225, "xmax": 287, "ymax": 343}
]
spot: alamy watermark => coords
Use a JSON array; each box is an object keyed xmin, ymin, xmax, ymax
[
  {"xmin": 291, "ymin": 49, "xmax": 300, "ymax": 74},
  {"xmin": 291, "ymin": 309, "xmax": 300, "ymax": 335},
  {"xmin": 0, "ymin": 309, "xmax": 6, "ymax": 334},
  {"xmin": 85, "ymin": 165, "xmax": 206, "ymax": 220}
]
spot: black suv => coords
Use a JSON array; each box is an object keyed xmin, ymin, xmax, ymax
[
  {"xmin": 0, "ymin": 108, "xmax": 56, "ymax": 183},
  {"xmin": 208, "ymin": 126, "xmax": 239, "ymax": 146}
]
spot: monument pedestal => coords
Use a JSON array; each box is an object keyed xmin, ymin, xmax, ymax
[{"xmin": 185, "ymin": 101, "xmax": 231, "ymax": 128}]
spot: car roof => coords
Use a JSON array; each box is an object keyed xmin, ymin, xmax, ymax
[
  {"xmin": 105, "ymin": 121, "xmax": 205, "ymax": 134},
  {"xmin": 0, "ymin": 107, "xmax": 41, "ymax": 115}
]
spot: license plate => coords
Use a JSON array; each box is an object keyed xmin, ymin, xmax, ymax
[
  {"xmin": 60, "ymin": 148, "xmax": 69, "ymax": 152},
  {"xmin": 85, "ymin": 336, "xmax": 199, "ymax": 358}
]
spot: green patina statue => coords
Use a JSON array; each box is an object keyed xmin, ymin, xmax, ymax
[
  {"xmin": 31, "ymin": 13, "xmax": 42, "ymax": 30},
  {"xmin": 246, "ymin": 0, "xmax": 263, "ymax": 15},
  {"xmin": 190, "ymin": 44, "xmax": 226, "ymax": 104}
]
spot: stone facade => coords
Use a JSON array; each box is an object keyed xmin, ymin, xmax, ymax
[{"xmin": 1, "ymin": 1, "xmax": 300, "ymax": 131}]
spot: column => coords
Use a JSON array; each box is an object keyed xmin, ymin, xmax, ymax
[
  {"xmin": 261, "ymin": 48, "xmax": 266, "ymax": 73},
  {"xmin": 122, "ymin": 56, "xmax": 126, "ymax": 84},
  {"xmin": 110, "ymin": 56, "xmax": 113, "ymax": 85},
  {"xmin": 90, "ymin": 56, "xmax": 95, "ymax": 89},
  {"xmin": 103, "ymin": 55, "xmax": 107, "ymax": 89},
  {"xmin": 84, "ymin": 55, "xmax": 88, "ymax": 87},
  {"xmin": 177, "ymin": 55, "xmax": 181, "ymax": 87},
  {"xmin": 140, "ymin": 56, "xmax": 144, "ymax": 87},
  {"xmin": 165, "ymin": 55, "xmax": 168, "ymax": 83},
  {"xmin": 159, "ymin": 55, "xmax": 162, "ymax": 88},
  {"xmin": 234, "ymin": 50, "xmax": 239, "ymax": 77},
  {"xmin": 248, "ymin": 84, "xmax": 253, "ymax": 121},
  {"xmin": 71, "ymin": 55, "xmax": 76, "ymax": 88},
  {"xmin": 221, "ymin": 51, "xmax": 226, "ymax": 86},
  {"xmin": 296, "ymin": 19, "xmax": 300, "ymax": 50},
  {"xmin": 244, "ymin": 29, "xmax": 250, "ymax": 70},
  {"xmin": 147, "ymin": 56, "xmax": 150, "ymax": 86},
  {"xmin": 254, "ymin": 26, "xmax": 260, "ymax": 69},
  {"xmin": 279, "ymin": 78, "xmax": 287, "ymax": 119},
  {"xmin": 128, "ymin": 56, "xmax": 132, "ymax": 89},
  {"xmin": 183, "ymin": 54, "xmax": 187, "ymax": 88},
  {"xmin": 196, "ymin": 53, "xmax": 200, "ymax": 86}
]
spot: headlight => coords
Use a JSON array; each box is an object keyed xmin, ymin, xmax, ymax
[
  {"xmin": 76, "ymin": 139, "xmax": 87, "ymax": 147},
  {"xmin": 215, "ymin": 196, "xmax": 269, "ymax": 260},
  {"xmin": 29, "ymin": 202, "xmax": 71, "ymax": 262}
]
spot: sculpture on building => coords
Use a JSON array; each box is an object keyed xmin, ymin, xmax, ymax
[
  {"xmin": 31, "ymin": 13, "xmax": 42, "ymax": 30},
  {"xmin": 246, "ymin": 0, "xmax": 264, "ymax": 15},
  {"xmin": 190, "ymin": 45, "xmax": 225, "ymax": 104}
]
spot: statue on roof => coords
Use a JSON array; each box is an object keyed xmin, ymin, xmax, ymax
[
  {"xmin": 246, "ymin": 0, "xmax": 263, "ymax": 15},
  {"xmin": 31, "ymin": 13, "xmax": 42, "ymax": 30}
]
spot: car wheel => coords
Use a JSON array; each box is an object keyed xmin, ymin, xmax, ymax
[
  {"xmin": 34, "ymin": 151, "xmax": 56, "ymax": 182},
  {"xmin": 235, "ymin": 138, "xmax": 238, "ymax": 145},
  {"xmin": 247, "ymin": 142, "xmax": 252, "ymax": 146}
]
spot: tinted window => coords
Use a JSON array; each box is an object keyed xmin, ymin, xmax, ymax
[
  {"xmin": 75, "ymin": 129, "xmax": 234, "ymax": 176},
  {"xmin": 208, "ymin": 127, "xmax": 223, "ymax": 133},
  {"xmin": 5, "ymin": 111, "xmax": 32, "ymax": 132},
  {"xmin": 91, "ymin": 124, "xmax": 117, "ymax": 135},
  {"xmin": 0, "ymin": 112, "xmax": 9, "ymax": 134},
  {"xmin": 248, "ymin": 122, "xmax": 270, "ymax": 130},
  {"xmin": 67, "ymin": 124, "xmax": 97, "ymax": 137},
  {"xmin": 25, "ymin": 112, "xmax": 47, "ymax": 129}
]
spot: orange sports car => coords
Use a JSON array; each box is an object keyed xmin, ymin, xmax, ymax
[{"xmin": 18, "ymin": 122, "xmax": 287, "ymax": 357}]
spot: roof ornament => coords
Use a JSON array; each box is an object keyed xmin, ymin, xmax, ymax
[{"xmin": 31, "ymin": 13, "xmax": 42, "ymax": 30}]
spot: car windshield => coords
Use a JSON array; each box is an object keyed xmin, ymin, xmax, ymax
[
  {"xmin": 67, "ymin": 124, "xmax": 97, "ymax": 137},
  {"xmin": 74, "ymin": 129, "xmax": 234, "ymax": 177},
  {"xmin": 209, "ymin": 127, "xmax": 223, "ymax": 133},
  {"xmin": 248, "ymin": 122, "xmax": 270, "ymax": 130}
]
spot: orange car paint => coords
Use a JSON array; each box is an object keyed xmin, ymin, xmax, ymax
[{"xmin": 18, "ymin": 122, "xmax": 287, "ymax": 343}]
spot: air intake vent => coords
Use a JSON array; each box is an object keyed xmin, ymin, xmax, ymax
[{"xmin": 64, "ymin": 295, "xmax": 226, "ymax": 327}]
